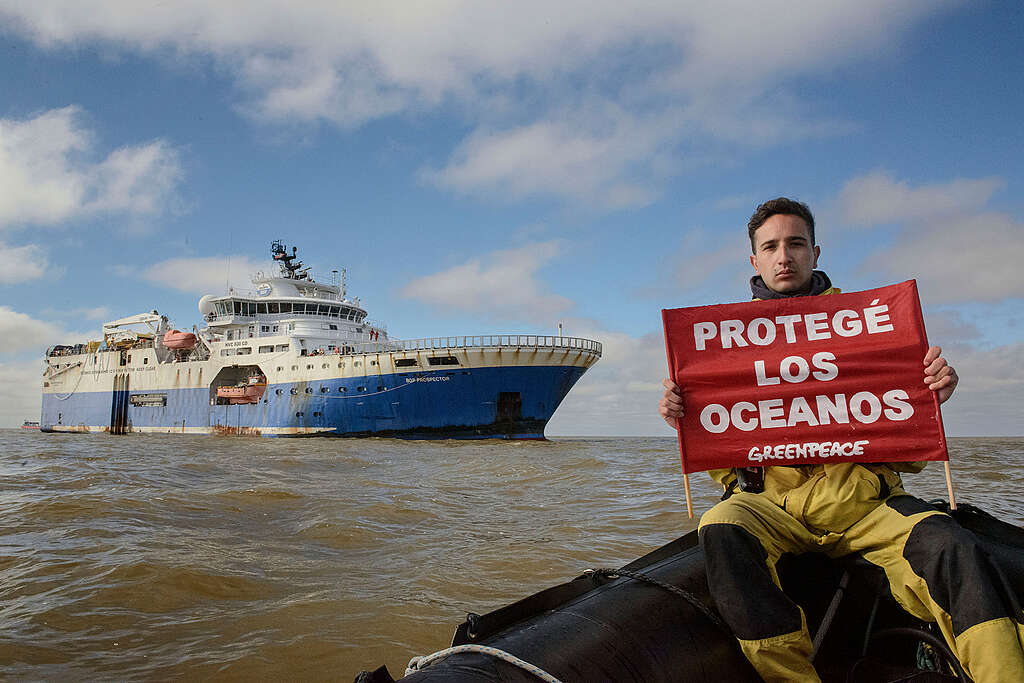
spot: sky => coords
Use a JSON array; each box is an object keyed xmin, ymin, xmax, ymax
[{"xmin": 0, "ymin": 1, "xmax": 1021, "ymax": 436}]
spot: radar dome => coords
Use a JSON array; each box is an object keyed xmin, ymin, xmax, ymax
[{"xmin": 198, "ymin": 295, "xmax": 216, "ymax": 316}]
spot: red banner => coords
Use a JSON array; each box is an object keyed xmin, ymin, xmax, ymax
[{"xmin": 662, "ymin": 280, "xmax": 947, "ymax": 474}]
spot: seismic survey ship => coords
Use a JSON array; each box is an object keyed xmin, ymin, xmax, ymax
[{"xmin": 41, "ymin": 242, "xmax": 601, "ymax": 438}]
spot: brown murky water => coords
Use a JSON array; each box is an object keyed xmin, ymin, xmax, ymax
[{"xmin": 1, "ymin": 431, "xmax": 1021, "ymax": 680}]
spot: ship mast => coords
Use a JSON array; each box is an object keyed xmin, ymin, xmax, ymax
[{"xmin": 271, "ymin": 241, "xmax": 309, "ymax": 280}]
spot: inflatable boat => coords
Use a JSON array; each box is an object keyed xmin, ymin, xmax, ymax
[{"xmin": 355, "ymin": 502, "xmax": 1024, "ymax": 682}]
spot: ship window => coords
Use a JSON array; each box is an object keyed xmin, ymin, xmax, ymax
[
  {"xmin": 428, "ymin": 356, "xmax": 460, "ymax": 366},
  {"xmin": 313, "ymin": 411, "xmax": 322, "ymax": 417},
  {"xmin": 259, "ymin": 346, "xmax": 274, "ymax": 353},
  {"xmin": 257, "ymin": 303, "xmax": 267, "ymax": 314},
  {"xmin": 276, "ymin": 389, "xmax": 282, "ymax": 395},
  {"xmin": 370, "ymin": 360, "xmax": 377, "ymax": 366},
  {"xmin": 338, "ymin": 387, "xmax": 346, "ymax": 393},
  {"xmin": 290, "ymin": 388, "xmax": 298, "ymax": 395},
  {"xmin": 233, "ymin": 301, "xmax": 242, "ymax": 315},
  {"xmin": 127, "ymin": 354, "xmax": 132, "ymax": 363},
  {"xmin": 395, "ymin": 358, "xmax": 417, "ymax": 367},
  {"xmin": 275, "ymin": 344, "xmax": 288, "ymax": 352},
  {"xmin": 306, "ymin": 364, "xmax": 314, "ymax": 370},
  {"xmin": 288, "ymin": 323, "xmax": 295, "ymax": 331},
  {"xmin": 279, "ymin": 303, "xmax": 292, "ymax": 313},
  {"xmin": 329, "ymin": 324, "xmax": 337, "ymax": 330},
  {"xmin": 322, "ymin": 363, "xmax": 327, "ymax": 369},
  {"xmin": 337, "ymin": 362, "xmax": 344, "ymax": 368},
  {"xmin": 329, "ymin": 306, "xmax": 340, "ymax": 316},
  {"xmin": 320, "ymin": 386, "xmax": 328, "ymax": 393},
  {"xmin": 296, "ymin": 412, "xmax": 303, "ymax": 417},
  {"xmin": 276, "ymin": 366, "xmax": 283, "ymax": 371},
  {"xmin": 291, "ymin": 365, "xmax": 298, "ymax": 371},
  {"xmin": 261, "ymin": 326, "xmax": 270, "ymax": 333},
  {"xmin": 143, "ymin": 357, "xmax": 149, "ymax": 364},
  {"xmin": 354, "ymin": 361, "xmax": 361, "ymax": 367},
  {"xmin": 357, "ymin": 386, "xmax": 366, "ymax": 392},
  {"xmin": 305, "ymin": 387, "xmax": 313, "ymax": 394},
  {"xmin": 268, "ymin": 302, "xmax": 280, "ymax": 314},
  {"xmin": 273, "ymin": 326, "xmax": 279, "ymax": 333},
  {"xmin": 238, "ymin": 347, "xmax": 252, "ymax": 355},
  {"xmin": 377, "ymin": 385, "xmax": 384, "ymax": 392}
]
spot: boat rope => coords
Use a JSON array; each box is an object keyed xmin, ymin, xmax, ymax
[
  {"xmin": 52, "ymin": 362, "xmax": 86, "ymax": 401},
  {"xmin": 585, "ymin": 567, "xmax": 731, "ymax": 634},
  {"xmin": 405, "ymin": 644, "xmax": 563, "ymax": 682}
]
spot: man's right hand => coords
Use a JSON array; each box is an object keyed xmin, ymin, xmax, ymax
[{"xmin": 659, "ymin": 377, "xmax": 684, "ymax": 429}]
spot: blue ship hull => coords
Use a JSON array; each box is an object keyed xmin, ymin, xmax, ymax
[{"xmin": 41, "ymin": 364, "xmax": 587, "ymax": 439}]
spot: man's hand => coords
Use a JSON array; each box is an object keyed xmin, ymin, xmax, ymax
[
  {"xmin": 659, "ymin": 377, "xmax": 685, "ymax": 429},
  {"xmin": 924, "ymin": 345, "xmax": 958, "ymax": 405}
]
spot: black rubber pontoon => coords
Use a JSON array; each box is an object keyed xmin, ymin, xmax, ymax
[{"xmin": 356, "ymin": 503, "xmax": 1024, "ymax": 683}]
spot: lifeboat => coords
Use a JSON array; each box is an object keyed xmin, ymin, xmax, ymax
[
  {"xmin": 216, "ymin": 375, "xmax": 267, "ymax": 404},
  {"xmin": 163, "ymin": 329, "xmax": 197, "ymax": 350}
]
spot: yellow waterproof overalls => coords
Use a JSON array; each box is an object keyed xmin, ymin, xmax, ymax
[{"xmin": 697, "ymin": 287, "xmax": 1024, "ymax": 682}]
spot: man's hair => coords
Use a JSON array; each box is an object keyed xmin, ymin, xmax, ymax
[{"xmin": 747, "ymin": 197, "xmax": 815, "ymax": 252}]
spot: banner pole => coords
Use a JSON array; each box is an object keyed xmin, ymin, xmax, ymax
[
  {"xmin": 944, "ymin": 461, "xmax": 957, "ymax": 510},
  {"xmin": 683, "ymin": 473, "xmax": 694, "ymax": 519}
]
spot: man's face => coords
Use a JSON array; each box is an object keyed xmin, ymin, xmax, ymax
[{"xmin": 749, "ymin": 214, "xmax": 820, "ymax": 294}]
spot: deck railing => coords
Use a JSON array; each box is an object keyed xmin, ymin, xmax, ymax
[{"xmin": 343, "ymin": 335, "xmax": 602, "ymax": 357}]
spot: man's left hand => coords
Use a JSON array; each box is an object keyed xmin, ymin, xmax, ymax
[{"xmin": 924, "ymin": 345, "xmax": 958, "ymax": 404}]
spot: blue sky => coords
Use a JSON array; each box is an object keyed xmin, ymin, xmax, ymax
[{"xmin": 0, "ymin": 1, "xmax": 1021, "ymax": 435}]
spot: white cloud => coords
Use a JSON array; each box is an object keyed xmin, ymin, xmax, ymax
[
  {"xmin": 0, "ymin": 359, "xmax": 45, "ymax": 427},
  {"xmin": 422, "ymin": 109, "xmax": 669, "ymax": 209},
  {"xmin": 400, "ymin": 241, "xmax": 572, "ymax": 325},
  {"xmin": 547, "ymin": 323, "xmax": 672, "ymax": 436},
  {"xmin": 141, "ymin": 256, "xmax": 275, "ymax": 295},
  {"xmin": 0, "ymin": 106, "xmax": 183, "ymax": 229},
  {"xmin": 0, "ymin": 2, "xmax": 960, "ymax": 206},
  {"xmin": 937, "ymin": 342, "xmax": 1024, "ymax": 437},
  {"xmin": 0, "ymin": 242, "xmax": 50, "ymax": 283},
  {"xmin": 838, "ymin": 171, "xmax": 1005, "ymax": 226},
  {"xmin": 0, "ymin": 306, "xmax": 70, "ymax": 353},
  {"xmin": 837, "ymin": 173, "xmax": 1022, "ymax": 303}
]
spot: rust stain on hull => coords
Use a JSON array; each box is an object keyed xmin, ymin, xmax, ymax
[{"xmin": 211, "ymin": 425, "xmax": 263, "ymax": 436}]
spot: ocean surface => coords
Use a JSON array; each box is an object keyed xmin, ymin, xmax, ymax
[{"xmin": 2, "ymin": 431, "xmax": 1022, "ymax": 681}]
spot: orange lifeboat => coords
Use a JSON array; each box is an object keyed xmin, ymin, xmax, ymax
[
  {"xmin": 163, "ymin": 329, "xmax": 197, "ymax": 350},
  {"xmin": 216, "ymin": 376, "xmax": 267, "ymax": 404}
]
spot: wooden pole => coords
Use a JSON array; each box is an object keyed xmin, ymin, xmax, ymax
[
  {"xmin": 683, "ymin": 473, "xmax": 694, "ymax": 519},
  {"xmin": 944, "ymin": 461, "xmax": 957, "ymax": 510}
]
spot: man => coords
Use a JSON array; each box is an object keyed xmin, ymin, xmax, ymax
[{"xmin": 659, "ymin": 198, "xmax": 1024, "ymax": 682}]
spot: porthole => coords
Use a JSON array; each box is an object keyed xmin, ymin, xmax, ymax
[
  {"xmin": 290, "ymin": 388, "xmax": 298, "ymax": 395},
  {"xmin": 276, "ymin": 389, "xmax": 283, "ymax": 395},
  {"xmin": 305, "ymin": 387, "xmax": 313, "ymax": 394},
  {"xmin": 320, "ymin": 386, "xmax": 328, "ymax": 393}
]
